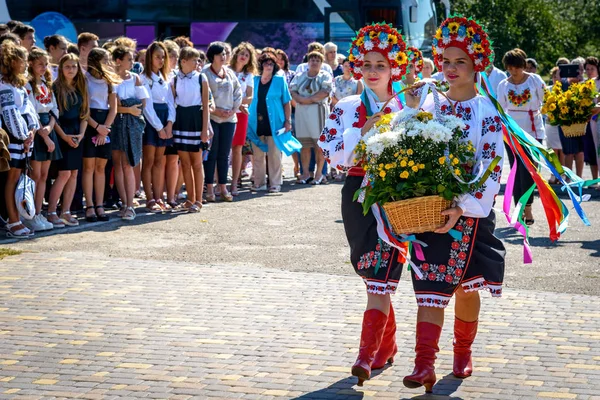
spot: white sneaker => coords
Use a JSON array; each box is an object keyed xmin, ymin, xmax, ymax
[
  {"xmin": 23, "ymin": 215, "xmax": 45, "ymax": 233},
  {"xmin": 38, "ymin": 214, "xmax": 54, "ymax": 231}
]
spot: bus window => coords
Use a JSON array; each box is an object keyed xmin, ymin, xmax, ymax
[
  {"xmin": 6, "ymin": 0, "xmax": 60, "ymax": 21},
  {"xmin": 192, "ymin": 0, "xmax": 246, "ymax": 21},
  {"xmin": 403, "ymin": 0, "xmax": 436, "ymax": 53}
]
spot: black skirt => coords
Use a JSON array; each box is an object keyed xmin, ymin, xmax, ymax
[
  {"xmin": 341, "ymin": 176, "xmax": 404, "ymax": 295},
  {"xmin": 83, "ymin": 108, "xmax": 111, "ymax": 160},
  {"xmin": 410, "ymin": 210, "xmax": 506, "ymax": 308},
  {"xmin": 56, "ymin": 117, "xmax": 84, "ymax": 171},
  {"xmin": 173, "ymin": 105, "xmax": 203, "ymax": 153},
  {"xmin": 32, "ymin": 113, "xmax": 62, "ymax": 162},
  {"xmin": 143, "ymin": 103, "xmax": 172, "ymax": 148},
  {"xmin": 559, "ymin": 126, "xmax": 584, "ymax": 155}
]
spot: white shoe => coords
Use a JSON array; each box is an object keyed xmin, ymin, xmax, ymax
[
  {"xmin": 23, "ymin": 215, "xmax": 45, "ymax": 233},
  {"xmin": 38, "ymin": 214, "xmax": 54, "ymax": 231}
]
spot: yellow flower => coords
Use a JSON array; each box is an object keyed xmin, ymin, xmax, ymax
[
  {"xmin": 379, "ymin": 170, "xmax": 386, "ymax": 178},
  {"xmin": 400, "ymin": 171, "xmax": 409, "ymax": 179},
  {"xmin": 379, "ymin": 163, "xmax": 384, "ymax": 168},
  {"xmin": 400, "ymin": 160, "xmax": 407, "ymax": 167},
  {"xmin": 411, "ymin": 165, "xmax": 419, "ymax": 172},
  {"xmin": 549, "ymin": 103, "xmax": 557, "ymax": 111},
  {"xmin": 435, "ymin": 29, "xmax": 443, "ymax": 40},
  {"xmin": 448, "ymin": 22, "xmax": 460, "ymax": 34},
  {"xmin": 560, "ymin": 106, "xmax": 569, "ymax": 115},
  {"xmin": 406, "ymin": 149, "xmax": 414, "ymax": 155},
  {"xmin": 408, "ymin": 160, "xmax": 415, "ymax": 167},
  {"xmin": 582, "ymin": 98, "xmax": 593, "ymax": 107},
  {"xmin": 454, "ymin": 168, "xmax": 461, "ymax": 176},
  {"xmin": 394, "ymin": 152, "xmax": 399, "ymax": 158},
  {"xmin": 466, "ymin": 27, "xmax": 476, "ymax": 38},
  {"xmin": 541, "ymin": 106, "xmax": 548, "ymax": 114},
  {"xmin": 395, "ymin": 52, "xmax": 408, "ymax": 65},
  {"xmin": 356, "ymin": 36, "xmax": 365, "ymax": 47},
  {"xmin": 388, "ymin": 35, "xmax": 398, "ymax": 45},
  {"xmin": 438, "ymin": 156, "xmax": 446, "ymax": 165},
  {"xmin": 348, "ymin": 54, "xmax": 355, "ymax": 62},
  {"xmin": 473, "ymin": 43, "xmax": 484, "ymax": 53},
  {"xmin": 452, "ymin": 158, "xmax": 460, "ymax": 165},
  {"xmin": 419, "ymin": 164, "xmax": 425, "ymax": 169},
  {"xmin": 369, "ymin": 31, "xmax": 378, "ymax": 40}
]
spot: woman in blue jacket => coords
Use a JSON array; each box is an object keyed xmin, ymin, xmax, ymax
[{"xmin": 247, "ymin": 52, "xmax": 300, "ymax": 193}]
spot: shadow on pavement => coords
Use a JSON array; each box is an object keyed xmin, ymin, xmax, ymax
[{"xmin": 290, "ymin": 368, "xmax": 465, "ymax": 399}]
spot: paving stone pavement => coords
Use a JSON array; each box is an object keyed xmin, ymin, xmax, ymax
[{"xmin": 0, "ymin": 252, "xmax": 599, "ymax": 400}]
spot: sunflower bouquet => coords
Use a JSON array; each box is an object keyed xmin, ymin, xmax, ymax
[
  {"xmin": 354, "ymin": 107, "xmax": 479, "ymax": 233},
  {"xmin": 542, "ymin": 79, "xmax": 597, "ymax": 137}
]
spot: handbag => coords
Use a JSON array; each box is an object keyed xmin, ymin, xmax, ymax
[{"xmin": 15, "ymin": 157, "xmax": 35, "ymax": 220}]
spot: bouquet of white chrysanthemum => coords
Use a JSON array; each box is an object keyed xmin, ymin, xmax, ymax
[{"xmin": 354, "ymin": 93, "xmax": 480, "ymax": 234}]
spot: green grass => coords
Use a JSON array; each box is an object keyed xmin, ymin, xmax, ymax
[{"xmin": 0, "ymin": 248, "xmax": 21, "ymax": 260}]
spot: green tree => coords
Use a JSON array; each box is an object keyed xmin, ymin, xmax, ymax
[{"xmin": 449, "ymin": 0, "xmax": 600, "ymax": 74}]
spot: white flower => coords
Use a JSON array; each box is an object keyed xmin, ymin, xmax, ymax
[
  {"xmin": 378, "ymin": 41, "xmax": 388, "ymax": 50},
  {"xmin": 364, "ymin": 41, "xmax": 374, "ymax": 51},
  {"xmin": 391, "ymin": 67, "xmax": 401, "ymax": 76}
]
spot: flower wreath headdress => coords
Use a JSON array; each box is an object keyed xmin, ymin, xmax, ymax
[
  {"xmin": 432, "ymin": 15, "xmax": 493, "ymax": 73},
  {"xmin": 407, "ymin": 46, "xmax": 424, "ymax": 73},
  {"xmin": 348, "ymin": 22, "xmax": 409, "ymax": 82}
]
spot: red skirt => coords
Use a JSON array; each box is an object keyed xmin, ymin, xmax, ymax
[{"xmin": 232, "ymin": 112, "xmax": 249, "ymax": 147}]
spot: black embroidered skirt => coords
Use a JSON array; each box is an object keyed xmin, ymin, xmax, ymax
[
  {"xmin": 409, "ymin": 210, "xmax": 506, "ymax": 308},
  {"xmin": 341, "ymin": 175, "xmax": 404, "ymax": 295},
  {"xmin": 173, "ymin": 105, "xmax": 203, "ymax": 153}
]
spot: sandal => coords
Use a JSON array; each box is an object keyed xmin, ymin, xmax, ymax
[
  {"xmin": 523, "ymin": 205, "xmax": 535, "ymax": 226},
  {"xmin": 220, "ymin": 192, "xmax": 233, "ymax": 202},
  {"xmin": 146, "ymin": 199, "xmax": 162, "ymax": 213},
  {"xmin": 172, "ymin": 200, "xmax": 193, "ymax": 213},
  {"xmin": 85, "ymin": 206, "xmax": 98, "ymax": 223},
  {"xmin": 167, "ymin": 201, "xmax": 179, "ymax": 209},
  {"xmin": 5, "ymin": 221, "xmax": 33, "ymax": 239},
  {"xmin": 188, "ymin": 201, "xmax": 203, "ymax": 213},
  {"xmin": 95, "ymin": 206, "xmax": 109, "ymax": 222},
  {"xmin": 205, "ymin": 193, "xmax": 216, "ymax": 202},
  {"xmin": 61, "ymin": 211, "xmax": 79, "ymax": 227},
  {"xmin": 268, "ymin": 186, "xmax": 281, "ymax": 193},
  {"xmin": 47, "ymin": 212, "xmax": 65, "ymax": 228},
  {"xmin": 157, "ymin": 199, "xmax": 170, "ymax": 212},
  {"xmin": 312, "ymin": 175, "xmax": 326, "ymax": 185},
  {"xmin": 122, "ymin": 207, "xmax": 136, "ymax": 221}
]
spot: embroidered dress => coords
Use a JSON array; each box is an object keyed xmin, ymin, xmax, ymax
[
  {"xmin": 334, "ymin": 76, "xmax": 359, "ymax": 100},
  {"xmin": 171, "ymin": 71, "xmax": 205, "ymax": 153},
  {"xmin": 0, "ymin": 82, "xmax": 39, "ymax": 169},
  {"xmin": 409, "ymin": 94, "xmax": 506, "ymax": 308},
  {"xmin": 497, "ymin": 74, "xmax": 546, "ymax": 140},
  {"xmin": 26, "ymin": 80, "xmax": 62, "ymax": 162},
  {"xmin": 318, "ymin": 91, "xmax": 404, "ymax": 294}
]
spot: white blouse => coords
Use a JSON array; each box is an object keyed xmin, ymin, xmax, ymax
[
  {"xmin": 26, "ymin": 80, "xmax": 59, "ymax": 116},
  {"xmin": 497, "ymin": 74, "xmax": 546, "ymax": 139},
  {"xmin": 318, "ymin": 91, "xmax": 402, "ymax": 169},
  {"xmin": 0, "ymin": 82, "xmax": 40, "ymax": 141},
  {"xmin": 233, "ymin": 70, "xmax": 254, "ymax": 112},
  {"xmin": 172, "ymin": 70, "xmax": 205, "ymax": 108},
  {"xmin": 141, "ymin": 72, "xmax": 176, "ymax": 131},
  {"xmin": 422, "ymin": 94, "xmax": 504, "ymax": 218},
  {"xmin": 115, "ymin": 72, "xmax": 149, "ymax": 101},
  {"xmin": 85, "ymin": 71, "xmax": 114, "ymax": 110}
]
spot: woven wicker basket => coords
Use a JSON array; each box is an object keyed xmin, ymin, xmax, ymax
[
  {"xmin": 382, "ymin": 195, "xmax": 452, "ymax": 235},
  {"xmin": 561, "ymin": 123, "xmax": 587, "ymax": 138}
]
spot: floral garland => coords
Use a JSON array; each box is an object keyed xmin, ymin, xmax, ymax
[
  {"xmin": 407, "ymin": 46, "xmax": 424, "ymax": 73},
  {"xmin": 432, "ymin": 15, "xmax": 492, "ymax": 72},
  {"xmin": 507, "ymin": 88, "xmax": 531, "ymax": 107},
  {"xmin": 348, "ymin": 22, "xmax": 408, "ymax": 82}
]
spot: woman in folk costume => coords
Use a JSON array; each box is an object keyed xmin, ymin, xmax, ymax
[
  {"xmin": 401, "ymin": 16, "xmax": 506, "ymax": 392},
  {"xmin": 317, "ymin": 23, "xmax": 410, "ymax": 386}
]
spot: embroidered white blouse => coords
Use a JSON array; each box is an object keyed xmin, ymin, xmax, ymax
[
  {"xmin": 497, "ymin": 74, "xmax": 546, "ymax": 139},
  {"xmin": 140, "ymin": 72, "xmax": 176, "ymax": 131},
  {"xmin": 115, "ymin": 72, "xmax": 149, "ymax": 101},
  {"xmin": 233, "ymin": 70, "xmax": 254, "ymax": 112},
  {"xmin": 422, "ymin": 94, "xmax": 504, "ymax": 218},
  {"xmin": 26, "ymin": 81, "xmax": 59, "ymax": 116},
  {"xmin": 171, "ymin": 70, "xmax": 205, "ymax": 108},
  {"xmin": 318, "ymin": 91, "xmax": 402, "ymax": 169},
  {"xmin": 0, "ymin": 82, "xmax": 40, "ymax": 140}
]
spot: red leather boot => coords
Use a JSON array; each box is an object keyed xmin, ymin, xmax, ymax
[
  {"xmin": 372, "ymin": 304, "xmax": 397, "ymax": 369},
  {"xmin": 403, "ymin": 322, "xmax": 442, "ymax": 393},
  {"xmin": 453, "ymin": 317, "xmax": 478, "ymax": 378},
  {"xmin": 351, "ymin": 309, "xmax": 387, "ymax": 386}
]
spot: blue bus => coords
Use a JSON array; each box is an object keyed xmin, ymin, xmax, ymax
[{"xmin": 1, "ymin": 0, "xmax": 447, "ymax": 64}]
